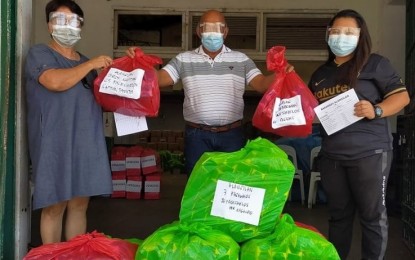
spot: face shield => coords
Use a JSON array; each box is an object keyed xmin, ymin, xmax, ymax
[
  {"xmin": 326, "ymin": 26, "xmax": 360, "ymax": 41},
  {"xmin": 199, "ymin": 22, "xmax": 226, "ymax": 34},
  {"xmin": 49, "ymin": 11, "xmax": 84, "ymax": 28}
]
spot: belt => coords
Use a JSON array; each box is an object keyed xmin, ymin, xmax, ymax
[{"xmin": 186, "ymin": 120, "xmax": 242, "ymax": 133}]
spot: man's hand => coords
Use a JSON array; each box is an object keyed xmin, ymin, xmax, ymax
[
  {"xmin": 126, "ymin": 47, "xmax": 137, "ymax": 58},
  {"xmin": 285, "ymin": 63, "xmax": 294, "ymax": 73}
]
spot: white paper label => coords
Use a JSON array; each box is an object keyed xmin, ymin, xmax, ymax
[
  {"xmin": 111, "ymin": 160, "xmax": 126, "ymax": 171},
  {"xmin": 126, "ymin": 157, "xmax": 141, "ymax": 169},
  {"xmin": 272, "ymin": 95, "xmax": 306, "ymax": 129},
  {"xmin": 112, "ymin": 179, "xmax": 126, "ymax": 191},
  {"xmin": 141, "ymin": 155, "xmax": 156, "ymax": 168},
  {"xmin": 145, "ymin": 181, "xmax": 160, "ymax": 192},
  {"xmin": 126, "ymin": 180, "xmax": 142, "ymax": 192},
  {"xmin": 210, "ymin": 180, "xmax": 265, "ymax": 226},
  {"xmin": 99, "ymin": 67, "xmax": 144, "ymax": 99},
  {"xmin": 114, "ymin": 113, "xmax": 148, "ymax": 137}
]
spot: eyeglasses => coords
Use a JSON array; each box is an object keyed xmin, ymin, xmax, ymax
[
  {"xmin": 327, "ymin": 26, "xmax": 360, "ymax": 36},
  {"xmin": 199, "ymin": 22, "xmax": 226, "ymax": 33},
  {"xmin": 49, "ymin": 12, "xmax": 84, "ymax": 28}
]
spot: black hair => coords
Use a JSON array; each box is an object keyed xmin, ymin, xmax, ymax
[
  {"xmin": 326, "ymin": 9, "xmax": 372, "ymax": 87},
  {"xmin": 45, "ymin": 0, "xmax": 84, "ymax": 24}
]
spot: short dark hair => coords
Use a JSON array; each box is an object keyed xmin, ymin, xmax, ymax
[
  {"xmin": 326, "ymin": 9, "xmax": 372, "ymax": 87},
  {"xmin": 45, "ymin": 0, "xmax": 84, "ymax": 24}
]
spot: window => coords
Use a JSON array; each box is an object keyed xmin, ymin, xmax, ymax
[
  {"xmin": 113, "ymin": 9, "xmax": 336, "ymax": 61},
  {"xmin": 190, "ymin": 13, "xmax": 259, "ymax": 51},
  {"xmin": 114, "ymin": 10, "xmax": 185, "ymax": 57},
  {"xmin": 264, "ymin": 15, "xmax": 331, "ymax": 50}
]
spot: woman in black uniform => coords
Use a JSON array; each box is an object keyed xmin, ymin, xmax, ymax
[{"xmin": 309, "ymin": 9, "xmax": 409, "ymax": 260}]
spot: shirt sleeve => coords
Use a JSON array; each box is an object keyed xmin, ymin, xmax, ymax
[
  {"xmin": 373, "ymin": 56, "xmax": 407, "ymax": 98},
  {"xmin": 25, "ymin": 44, "xmax": 61, "ymax": 82},
  {"xmin": 162, "ymin": 55, "xmax": 181, "ymax": 85},
  {"xmin": 245, "ymin": 57, "xmax": 262, "ymax": 84}
]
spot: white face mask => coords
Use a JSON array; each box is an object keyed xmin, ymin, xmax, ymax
[{"xmin": 51, "ymin": 24, "xmax": 81, "ymax": 48}]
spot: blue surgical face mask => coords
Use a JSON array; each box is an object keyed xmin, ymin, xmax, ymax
[
  {"xmin": 201, "ymin": 32, "xmax": 224, "ymax": 52},
  {"xmin": 327, "ymin": 34, "xmax": 359, "ymax": 57}
]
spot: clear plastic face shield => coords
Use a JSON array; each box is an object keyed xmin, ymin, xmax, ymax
[
  {"xmin": 326, "ymin": 26, "xmax": 360, "ymax": 41},
  {"xmin": 199, "ymin": 22, "xmax": 226, "ymax": 34},
  {"xmin": 49, "ymin": 11, "xmax": 84, "ymax": 28}
]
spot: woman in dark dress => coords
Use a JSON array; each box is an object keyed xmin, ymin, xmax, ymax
[{"xmin": 25, "ymin": 0, "xmax": 113, "ymax": 244}]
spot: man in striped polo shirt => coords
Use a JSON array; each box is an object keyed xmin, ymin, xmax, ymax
[{"xmin": 127, "ymin": 9, "xmax": 292, "ymax": 176}]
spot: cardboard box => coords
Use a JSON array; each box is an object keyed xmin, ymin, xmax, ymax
[
  {"xmin": 110, "ymin": 146, "xmax": 127, "ymax": 173},
  {"xmin": 173, "ymin": 130, "xmax": 183, "ymax": 137},
  {"xmin": 161, "ymin": 130, "xmax": 172, "ymax": 137},
  {"xmin": 126, "ymin": 176, "xmax": 143, "ymax": 199},
  {"xmin": 151, "ymin": 130, "xmax": 162, "ymax": 137},
  {"xmin": 141, "ymin": 148, "xmax": 159, "ymax": 175},
  {"xmin": 126, "ymin": 146, "xmax": 142, "ymax": 177},
  {"xmin": 157, "ymin": 142, "xmax": 168, "ymax": 151},
  {"xmin": 111, "ymin": 172, "xmax": 126, "ymax": 198},
  {"xmin": 167, "ymin": 143, "xmax": 179, "ymax": 152},
  {"xmin": 144, "ymin": 174, "xmax": 161, "ymax": 199}
]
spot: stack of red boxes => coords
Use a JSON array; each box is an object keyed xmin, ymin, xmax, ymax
[
  {"xmin": 110, "ymin": 145, "xmax": 162, "ymax": 199},
  {"xmin": 141, "ymin": 147, "xmax": 162, "ymax": 199},
  {"xmin": 125, "ymin": 146, "xmax": 143, "ymax": 199},
  {"xmin": 110, "ymin": 146, "xmax": 127, "ymax": 198}
]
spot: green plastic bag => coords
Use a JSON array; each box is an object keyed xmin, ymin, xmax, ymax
[
  {"xmin": 240, "ymin": 214, "xmax": 340, "ymax": 260},
  {"xmin": 179, "ymin": 137, "xmax": 295, "ymax": 242},
  {"xmin": 138, "ymin": 221, "xmax": 240, "ymax": 260}
]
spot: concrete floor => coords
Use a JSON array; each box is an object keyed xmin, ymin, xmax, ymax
[{"xmin": 30, "ymin": 173, "xmax": 415, "ymax": 259}]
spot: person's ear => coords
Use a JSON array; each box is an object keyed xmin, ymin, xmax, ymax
[
  {"xmin": 47, "ymin": 22, "xmax": 53, "ymax": 35},
  {"xmin": 196, "ymin": 25, "xmax": 201, "ymax": 38},
  {"xmin": 223, "ymin": 26, "xmax": 229, "ymax": 39}
]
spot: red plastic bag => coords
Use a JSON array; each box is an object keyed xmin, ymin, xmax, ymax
[
  {"xmin": 253, "ymin": 46, "xmax": 318, "ymax": 137},
  {"xmin": 295, "ymin": 221, "xmax": 325, "ymax": 238},
  {"xmin": 23, "ymin": 231, "xmax": 138, "ymax": 260},
  {"xmin": 94, "ymin": 48, "xmax": 162, "ymax": 117}
]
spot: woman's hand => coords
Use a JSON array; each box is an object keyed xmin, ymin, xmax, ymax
[
  {"xmin": 88, "ymin": 55, "xmax": 113, "ymax": 70},
  {"xmin": 354, "ymin": 100, "xmax": 375, "ymax": 119}
]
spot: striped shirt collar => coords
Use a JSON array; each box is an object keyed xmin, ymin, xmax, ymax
[{"xmin": 194, "ymin": 45, "xmax": 232, "ymax": 56}]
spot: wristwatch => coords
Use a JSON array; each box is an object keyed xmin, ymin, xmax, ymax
[{"xmin": 374, "ymin": 105, "xmax": 383, "ymax": 118}]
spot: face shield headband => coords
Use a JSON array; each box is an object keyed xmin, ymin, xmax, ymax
[
  {"xmin": 49, "ymin": 11, "xmax": 84, "ymax": 28},
  {"xmin": 325, "ymin": 26, "xmax": 360, "ymax": 42},
  {"xmin": 199, "ymin": 22, "xmax": 226, "ymax": 33}
]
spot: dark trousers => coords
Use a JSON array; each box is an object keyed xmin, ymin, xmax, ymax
[
  {"xmin": 320, "ymin": 151, "xmax": 392, "ymax": 260},
  {"xmin": 184, "ymin": 125, "xmax": 246, "ymax": 176}
]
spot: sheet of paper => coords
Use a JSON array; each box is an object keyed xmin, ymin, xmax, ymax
[
  {"xmin": 113, "ymin": 112, "xmax": 148, "ymax": 136},
  {"xmin": 272, "ymin": 95, "xmax": 306, "ymax": 129},
  {"xmin": 210, "ymin": 180, "xmax": 265, "ymax": 226},
  {"xmin": 99, "ymin": 68, "xmax": 144, "ymax": 99},
  {"xmin": 314, "ymin": 88, "xmax": 363, "ymax": 135}
]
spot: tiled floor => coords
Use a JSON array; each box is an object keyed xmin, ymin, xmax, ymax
[{"xmin": 30, "ymin": 173, "xmax": 415, "ymax": 259}]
